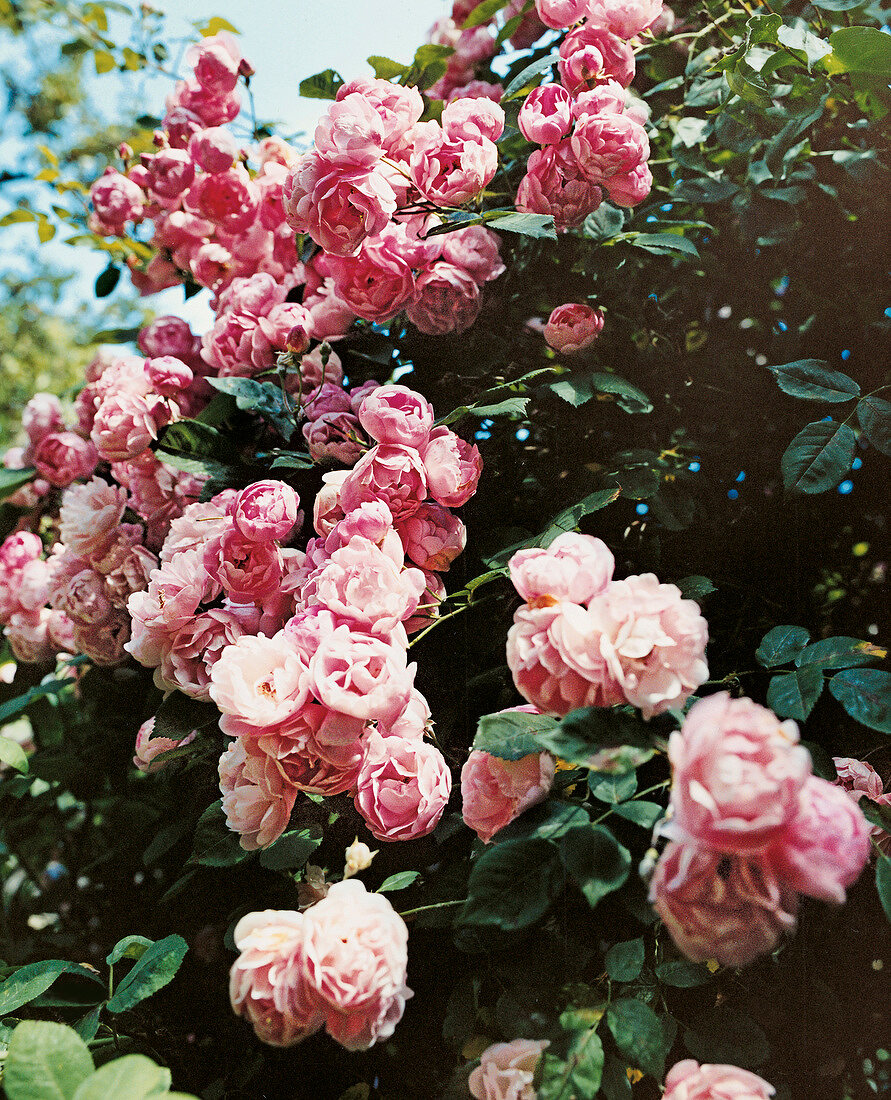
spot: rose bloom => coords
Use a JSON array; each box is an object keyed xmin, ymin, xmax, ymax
[
  {"xmin": 133, "ymin": 716, "xmax": 196, "ymax": 774},
  {"xmin": 314, "ymin": 92, "xmax": 385, "ymax": 169},
  {"xmin": 308, "ymin": 625, "xmax": 415, "ymax": 724},
  {"xmin": 441, "ymin": 225, "xmax": 505, "ymax": 284},
  {"xmin": 535, "ymin": 0, "xmax": 588, "ymax": 28},
  {"xmin": 663, "ymin": 1059, "xmax": 775, "ymax": 1100},
  {"xmin": 299, "ymin": 879, "xmax": 412, "ymax": 1050},
  {"xmin": 516, "ymin": 141, "xmax": 603, "ymax": 231},
  {"xmin": 410, "ymin": 123, "xmax": 498, "ymax": 206},
  {"xmin": 358, "ymin": 385, "xmax": 434, "ymax": 449},
  {"xmin": 668, "ymin": 693, "xmax": 810, "ymax": 853},
  {"xmin": 422, "ymin": 427, "xmax": 483, "ymax": 508},
  {"xmin": 232, "ymin": 480, "xmax": 300, "ymax": 543},
  {"xmin": 354, "ymin": 731, "xmax": 452, "ymax": 842},
  {"xmin": 335, "ymin": 78, "xmax": 424, "ymax": 152},
  {"xmin": 209, "ymin": 632, "xmax": 309, "ymax": 728},
  {"xmin": 341, "ymin": 443, "xmax": 428, "ymax": 522},
  {"xmin": 649, "ymin": 840, "xmax": 798, "ymax": 967},
  {"xmin": 586, "ymin": 0, "xmax": 664, "ymax": 39},
  {"xmin": 571, "ymin": 112, "xmax": 650, "ymax": 184},
  {"xmin": 219, "ymin": 737, "xmax": 297, "ymax": 850},
  {"xmin": 441, "ymin": 97, "xmax": 505, "ymax": 143},
  {"xmin": 22, "ymin": 393, "xmax": 64, "ymax": 446},
  {"xmin": 406, "ymin": 262, "xmax": 482, "ymax": 336},
  {"xmin": 469, "ymin": 1038, "xmax": 550, "ymax": 1100},
  {"xmin": 509, "ymin": 532, "xmax": 614, "ymax": 604},
  {"xmin": 545, "ymin": 302, "xmax": 605, "ymax": 353},
  {"xmin": 303, "ymin": 412, "xmax": 365, "ymax": 466},
  {"xmin": 462, "ymin": 748, "xmax": 555, "ymax": 843},
  {"xmin": 33, "ymin": 432, "xmax": 97, "ymax": 488},
  {"xmin": 558, "ymin": 23, "xmax": 636, "ymax": 93},
  {"xmin": 833, "ymin": 756, "xmax": 883, "ymax": 801},
  {"xmin": 397, "ymin": 503, "xmax": 466, "ymax": 572},
  {"xmin": 519, "ymin": 83, "xmax": 573, "ymax": 146},
  {"xmin": 59, "ymin": 477, "xmax": 128, "ymax": 557},
  {"xmin": 326, "ymin": 237, "xmax": 416, "ymax": 323}
]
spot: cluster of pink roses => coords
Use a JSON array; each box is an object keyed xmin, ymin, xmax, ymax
[
  {"xmin": 649, "ymin": 693, "xmax": 872, "ymax": 967},
  {"xmin": 505, "ymin": 532, "xmax": 709, "ymax": 719},
  {"xmin": 229, "ymin": 880, "xmax": 411, "ymax": 1049}
]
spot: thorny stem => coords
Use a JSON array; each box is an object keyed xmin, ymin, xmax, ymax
[{"xmin": 398, "ymin": 899, "xmax": 466, "ymax": 918}]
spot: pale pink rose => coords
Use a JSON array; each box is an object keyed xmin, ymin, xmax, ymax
[
  {"xmin": 335, "ymin": 78, "xmax": 424, "ymax": 152},
  {"xmin": 159, "ymin": 497, "xmax": 233, "ymax": 562},
  {"xmin": 355, "ymin": 731, "xmax": 452, "ymax": 842},
  {"xmin": 507, "ymin": 601, "xmax": 623, "ymax": 715},
  {"xmin": 573, "ymin": 80, "xmax": 628, "ymax": 118},
  {"xmin": 397, "ymin": 503, "xmax": 466, "ymax": 572},
  {"xmin": 209, "ymin": 632, "xmax": 309, "ymax": 727},
  {"xmin": 91, "ymin": 392, "xmax": 176, "ymax": 463},
  {"xmin": 219, "ymin": 737, "xmax": 297, "ymax": 850},
  {"xmin": 668, "ymin": 693, "xmax": 810, "ymax": 853},
  {"xmin": 73, "ymin": 609, "xmax": 131, "ymax": 666},
  {"xmin": 377, "ymin": 686, "xmax": 431, "ymax": 741},
  {"xmin": 229, "ymin": 908, "xmax": 322, "ymax": 1047},
  {"xmin": 407, "ymin": 263, "xmax": 482, "ymax": 337},
  {"xmin": 767, "ymin": 776, "xmax": 871, "ymax": 903},
  {"xmin": 233, "ymin": 480, "xmax": 300, "ymax": 543},
  {"xmin": 649, "ymin": 840, "xmax": 798, "ymax": 967},
  {"xmin": 59, "ymin": 477, "xmax": 128, "ymax": 557},
  {"xmin": 663, "ymin": 1059, "xmax": 775, "ymax": 1100},
  {"xmin": 326, "ymin": 501, "xmax": 399, "ymax": 560},
  {"xmin": 315, "ymin": 93, "xmax": 385, "ymax": 169},
  {"xmin": 519, "ymin": 84, "xmax": 573, "ymax": 147},
  {"xmin": 605, "ymin": 161, "xmax": 652, "ymax": 207},
  {"xmin": 313, "ymin": 469, "xmax": 350, "ymax": 537},
  {"xmin": 186, "ymin": 32, "xmax": 242, "ymax": 94},
  {"xmin": 441, "ymin": 97, "xmax": 505, "ymax": 143},
  {"xmin": 33, "ymin": 432, "xmax": 97, "ymax": 488},
  {"xmin": 535, "ymin": 0, "xmax": 588, "ymax": 28},
  {"xmin": 5, "ymin": 609, "xmax": 55, "ymax": 664},
  {"xmin": 544, "ymin": 302, "xmax": 605, "ymax": 352},
  {"xmin": 410, "ymin": 124, "xmax": 498, "ymax": 206},
  {"xmin": 133, "ymin": 716, "xmax": 196, "ymax": 774},
  {"xmin": 326, "ymin": 238, "xmax": 416, "ymax": 323},
  {"xmin": 203, "ymin": 528, "xmax": 283, "ymax": 604},
  {"xmin": 358, "ymin": 385, "xmax": 434, "ymax": 449},
  {"xmin": 571, "ymin": 113, "xmax": 649, "ymax": 183},
  {"xmin": 17, "ymin": 558, "xmax": 51, "ymax": 612},
  {"xmin": 299, "ymin": 879, "xmax": 412, "ymax": 1050},
  {"xmin": 421, "ymin": 427, "xmax": 483, "ymax": 508},
  {"xmin": 188, "ymin": 125, "xmax": 239, "ymax": 173},
  {"xmin": 441, "ymin": 225, "xmax": 505, "ymax": 284},
  {"xmin": 516, "ymin": 141, "xmax": 603, "ymax": 230},
  {"xmin": 558, "ymin": 23, "xmax": 636, "ymax": 93},
  {"xmin": 586, "ymin": 0, "xmax": 664, "ymax": 38},
  {"xmin": 444, "ymin": 79, "xmax": 504, "ymax": 103},
  {"xmin": 462, "ymin": 748, "xmax": 555, "ymax": 843},
  {"xmin": 469, "ymin": 1038, "xmax": 550, "ymax": 1100},
  {"xmin": 341, "ymin": 443, "xmax": 428, "ymax": 522},
  {"xmin": 309, "ymin": 625, "xmax": 415, "ymax": 724},
  {"xmin": 255, "ymin": 702, "xmax": 366, "ymax": 797},
  {"xmin": 833, "ymin": 756, "xmax": 883, "ymax": 801},
  {"xmin": 22, "ymin": 393, "xmax": 65, "ymax": 447},
  {"xmin": 157, "ymin": 605, "xmax": 260, "ymax": 701},
  {"xmin": 509, "ymin": 532, "xmax": 614, "ymax": 603},
  {"xmin": 89, "ymin": 167, "xmax": 144, "ymax": 235}
]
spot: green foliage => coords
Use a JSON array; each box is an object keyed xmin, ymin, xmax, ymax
[
  {"xmin": 4, "ymin": 1020, "xmax": 94, "ymax": 1100},
  {"xmin": 106, "ymin": 935, "xmax": 188, "ymax": 1013}
]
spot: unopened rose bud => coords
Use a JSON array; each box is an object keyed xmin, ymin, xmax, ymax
[
  {"xmin": 286, "ymin": 324, "xmax": 310, "ymax": 356},
  {"xmin": 238, "ymin": 58, "xmax": 256, "ymax": 79},
  {"xmin": 343, "ymin": 837, "xmax": 377, "ymax": 879},
  {"xmin": 118, "ymin": 142, "xmax": 133, "ymax": 162},
  {"xmin": 297, "ymin": 864, "xmax": 329, "ymax": 910}
]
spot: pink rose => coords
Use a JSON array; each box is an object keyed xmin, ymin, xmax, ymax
[
  {"xmin": 544, "ymin": 302, "xmax": 605, "ymax": 352},
  {"xmin": 233, "ymin": 480, "xmax": 300, "ymax": 543},
  {"xmin": 22, "ymin": 393, "xmax": 65, "ymax": 447},
  {"xmin": 358, "ymin": 385, "xmax": 434, "ymax": 449},
  {"xmin": 462, "ymin": 748, "xmax": 555, "ymax": 843},
  {"xmin": 341, "ymin": 443, "xmax": 428, "ymax": 522},
  {"xmin": 219, "ymin": 737, "xmax": 297, "ymax": 850},
  {"xmin": 509, "ymin": 532, "xmax": 614, "ymax": 603},
  {"xmin": 186, "ymin": 166, "xmax": 259, "ymax": 234},
  {"xmin": 134, "ymin": 716, "xmax": 196, "ymax": 774},
  {"xmin": 299, "ymin": 879, "xmax": 412, "ymax": 1050},
  {"xmin": 441, "ymin": 97, "xmax": 505, "ymax": 143},
  {"xmin": 63, "ymin": 568, "xmax": 111, "ymax": 626},
  {"xmin": 315, "ymin": 93, "xmax": 385, "ymax": 169},
  {"xmin": 663, "ymin": 1059, "xmax": 775, "ymax": 1100},
  {"xmin": 188, "ymin": 125, "xmax": 239, "ymax": 173},
  {"xmin": 606, "ymin": 161, "xmax": 652, "ymax": 207},
  {"xmin": 59, "ymin": 477, "xmax": 128, "ymax": 557},
  {"xmin": 441, "ymin": 226, "xmax": 505, "ymax": 284},
  {"xmin": 186, "ymin": 32, "xmax": 242, "ymax": 95},
  {"xmin": 506, "ymin": 0, "xmax": 549, "ymax": 48},
  {"xmin": 156, "ymin": 606, "xmax": 259, "ymax": 701},
  {"xmin": 410, "ymin": 124, "xmax": 498, "ymax": 206},
  {"xmin": 469, "ymin": 1038, "xmax": 550, "ymax": 1100},
  {"xmin": 558, "ymin": 23, "xmax": 636, "ymax": 93},
  {"xmin": 649, "ymin": 840, "xmax": 798, "ymax": 967},
  {"xmin": 91, "ymin": 392, "xmax": 176, "ymax": 463},
  {"xmin": 143, "ymin": 148, "xmax": 195, "ymax": 208},
  {"xmin": 33, "ymin": 432, "xmax": 97, "ymax": 488},
  {"xmin": 309, "ymin": 625, "xmax": 415, "ymax": 724},
  {"xmin": 145, "ymin": 356, "xmax": 193, "ymax": 396},
  {"xmin": 209, "ymin": 632, "xmax": 309, "ymax": 728},
  {"xmin": 571, "ymin": 112, "xmax": 650, "ymax": 184},
  {"xmin": 406, "ymin": 262, "xmax": 482, "ymax": 336},
  {"xmin": 767, "ymin": 776, "xmax": 871, "ymax": 904},
  {"xmin": 833, "ymin": 756, "xmax": 883, "ymax": 801},
  {"xmin": 203, "ymin": 527, "xmax": 283, "ymax": 604},
  {"xmin": 73, "ymin": 609, "xmax": 131, "ymax": 666},
  {"xmin": 313, "ymin": 469, "xmax": 350, "ymax": 536},
  {"xmin": 355, "ymin": 731, "xmax": 451, "ymax": 842},
  {"xmin": 421, "ymin": 427, "xmax": 483, "ymax": 508},
  {"xmin": 516, "ymin": 141, "xmax": 603, "ymax": 230},
  {"xmin": 304, "ymin": 413, "xmax": 365, "ymax": 465},
  {"xmin": 327, "ymin": 238, "xmax": 416, "ymax": 323},
  {"xmin": 397, "ymin": 503, "xmax": 466, "ymax": 572},
  {"xmin": 587, "ymin": 0, "xmax": 664, "ymax": 38},
  {"xmin": 519, "ymin": 84, "xmax": 573, "ymax": 146},
  {"xmin": 335, "ymin": 78, "xmax": 424, "ymax": 152},
  {"xmin": 668, "ymin": 693, "xmax": 810, "ymax": 853},
  {"xmin": 89, "ymin": 167, "xmax": 144, "ymax": 235},
  {"xmin": 535, "ymin": 0, "xmax": 589, "ymax": 28},
  {"xmin": 5, "ymin": 609, "xmax": 55, "ymax": 664}
]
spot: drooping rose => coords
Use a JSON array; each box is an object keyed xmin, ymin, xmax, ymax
[{"xmin": 354, "ymin": 731, "xmax": 452, "ymax": 842}]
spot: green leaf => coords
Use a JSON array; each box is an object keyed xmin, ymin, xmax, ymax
[
  {"xmin": 206, "ymin": 376, "xmax": 295, "ymax": 438},
  {"xmin": 402, "ymin": 44, "xmax": 454, "ymax": 90},
  {"xmin": 473, "ymin": 709, "xmax": 558, "ymax": 760},
  {"xmin": 827, "ymin": 27, "xmax": 891, "ymax": 78},
  {"xmin": 583, "ymin": 203, "xmax": 625, "ymax": 241},
  {"xmin": 0, "ymin": 735, "xmax": 28, "ymax": 773},
  {"xmin": 106, "ymin": 934, "xmax": 188, "ymax": 1014},
  {"xmin": 829, "ymin": 669, "xmax": 891, "ymax": 733},
  {"xmin": 724, "ymin": 61, "xmax": 773, "ymax": 109},
  {"xmin": 491, "ymin": 799, "xmax": 590, "ymax": 843},
  {"xmin": 152, "ymin": 692, "xmax": 219, "ymax": 742},
  {"xmin": 606, "ymin": 998, "xmax": 667, "ymax": 1078},
  {"xmin": 589, "ymin": 771, "xmax": 637, "ymax": 804},
  {"xmin": 469, "ymin": 397, "xmax": 530, "ymax": 418},
  {"xmin": 463, "ymin": 0, "xmax": 508, "ymax": 27},
  {"xmin": 94, "ymin": 264, "xmax": 120, "ymax": 297},
  {"xmin": 486, "ymin": 212, "xmax": 557, "ymax": 240},
  {"xmin": 877, "ymin": 856, "xmax": 891, "ymax": 925},
  {"xmin": 0, "ymin": 677, "xmax": 73, "ymax": 723},
  {"xmin": 258, "ymin": 826, "xmax": 322, "ymax": 871},
  {"xmin": 0, "ymin": 466, "xmax": 35, "ymax": 501},
  {"xmin": 631, "ymin": 232, "xmax": 700, "ymax": 260},
  {"xmin": 378, "ymin": 871, "xmax": 421, "ymax": 893},
  {"xmin": 605, "ymin": 938, "xmax": 645, "ymax": 982},
  {"xmin": 106, "ymin": 936, "xmax": 153, "ymax": 967},
  {"xmin": 72, "ymin": 1055, "xmax": 171, "ymax": 1100},
  {"xmin": 776, "ymin": 25, "xmax": 831, "ymax": 70},
  {"xmin": 766, "ymin": 667, "xmax": 823, "ymax": 720},
  {"xmin": 537, "ymin": 707, "xmax": 653, "ymax": 768},
  {"xmin": 811, "ymin": 0, "xmax": 865, "ymax": 9},
  {"xmin": 796, "ymin": 637, "xmax": 886, "ymax": 670},
  {"xmin": 198, "ymin": 16, "xmax": 239, "ymax": 35},
  {"xmin": 613, "ymin": 800, "xmax": 663, "ymax": 828},
  {"xmin": 299, "ymin": 68, "xmax": 345, "ymax": 99},
  {"xmin": 4, "ymin": 1021, "xmax": 94, "ymax": 1100},
  {"xmin": 459, "ymin": 838, "xmax": 562, "ymax": 931},
  {"xmin": 600, "ymin": 1053, "xmax": 633, "ymax": 1100},
  {"xmin": 768, "ymin": 360, "xmax": 859, "ymax": 402},
  {"xmin": 756, "ymin": 624, "xmax": 811, "ymax": 667},
  {"xmin": 587, "ymin": 372, "xmax": 653, "ymax": 414},
  {"xmin": 154, "ymin": 420, "xmax": 237, "ymax": 481},
  {"xmin": 537, "ymin": 489, "xmax": 621, "ymax": 547},
  {"xmin": 781, "ymin": 420, "xmax": 856, "ymax": 494},
  {"xmin": 860, "ymin": 798, "xmax": 891, "ymax": 834},
  {"xmin": 684, "ymin": 1007, "xmax": 769, "ymax": 1068},
  {"xmin": 857, "ymin": 395, "xmax": 891, "ymax": 456},
  {"xmin": 269, "ymin": 450, "xmax": 314, "ymax": 470},
  {"xmin": 72, "ymin": 1006, "xmax": 102, "ymax": 1044},
  {"xmin": 502, "ymin": 51, "xmax": 559, "ymax": 99},
  {"xmin": 551, "ymin": 377, "xmax": 593, "ymax": 408},
  {"xmin": 0, "ymin": 962, "xmax": 100, "ymax": 1015},
  {"xmin": 189, "ymin": 800, "xmax": 250, "ymax": 867},
  {"xmin": 536, "ymin": 1029, "xmax": 604, "ymax": 1099},
  {"xmin": 366, "ymin": 55, "xmax": 407, "ymax": 80},
  {"xmin": 673, "ymin": 177, "xmax": 739, "ymax": 204},
  {"xmin": 655, "ymin": 959, "xmax": 712, "ymax": 987},
  {"xmin": 802, "ymin": 740, "xmax": 837, "ymax": 781},
  {"xmin": 560, "ymin": 825, "xmax": 631, "ymax": 908}
]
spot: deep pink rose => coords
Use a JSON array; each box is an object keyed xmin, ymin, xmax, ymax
[
  {"xmin": 341, "ymin": 443, "xmax": 428, "ymax": 522},
  {"xmin": 308, "ymin": 625, "xmax": 415, "ymax": 724},
  {"xmin": 186, "ymin": 32, "xmax": 242, "ymax": 95},
  {"xmin": 354, "ymin": 731, "xmax": 452, "ymax": 842},
  {"xmin": 516, "ymin": 142, "xmax": 603, "ymax": 230},
  {"xmin": 421, "ymin": 427, "xmax": 483, "ymax": 508},
  {"xmin": 461, "ymin": 747, "xmax": 555, "ymax": 843},
  {"xmin": 663, "ymin": 1059, "xmax": 775, "ymax": 1100},
  {"xmin": 233, "ymin": 480, "xmax": 300, "ymax": 543},
  {"xmin": 544, "ymin": 302, "xmax": 605, "ymax": 352},
  {"xmin": 668, "ymin": 693, "xmax": 810, "ymax": 853},
  {"xmin": 571, "ymin": 113, "xmax": 650, "ymax": 184},
  {"xmin": 188, "ymin": 125, "xmax": 239, "ymax": 173},
  {"xmin": 326, "ymin": 238, "xmax": 416, "ymax": 323},
  {"xmin": 558, "ymin": 24, "xmax": 636, "ymax": 93},
  {"xmin": 509, "ymin": 532, "xmax": 614, "ymax": 604},
  {"xmin": 535, "ymin": 0, "xmax": 589, "ymax": 28},
  {"xmin": 519, "ymin": 84, "xmax": 573, "ymax": 146},
  {"xmin": 410, "ymin": 124, "xmax": 498, "ymax": 206},
  {"xmin": 186, "ymin": 166, "xmax": 259, "ymax": 234},
  {"xmin": 89, "ymin": 167, "xmax": 144, "ymax": 235},
  {"xmin": 358, "ymin": 385, "xmax": 434, "ymax": 449},
  {"xmin": 649, "ymin": 840, "xmax": 798, "ymax": 967},
  {"xmin": 606, "ymin": 161, "xmax": 652, "ymax": 207},
  {"xmin": 304, "ymin": 412, "xmax": 365, "ymax": 465},
  {"xmin": 203, "ymin": 527, "xmax": 283, "ymax": 604},
  {"xmin": 469, "ymin": 1038, "xmax": 550, "ymax": 1100},
  {"xmin": 33, "ymin": 432, "xmax": 97, "ymax": 488},
  {"xmin": 143, "ymin": 148, "xmax": 195, "ymax": 208},
  {"xmin": 406, "ymin": 263, "xmax": 482, "ymax": 336},
  {"xmin": 145, "ymin": 356, "xmax": 193, "ymax": 396}
]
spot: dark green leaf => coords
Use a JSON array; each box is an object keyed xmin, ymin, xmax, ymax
[
  {"xmin": 605, "ymin": 938, "xmax": 645, "ymax": 982},
  {"xmin": 4, "ymin": 1020, "xmax": 94, "ymax": 1100},
  {"xmin": 589, "ymin": 771, "xmax": 637, "ymax": 804},
  {"xmin": 600, "ymin": 1053, "xmax": 633, "ymax": 1100},
  {"xmin": 802, "ymin": 740, "xmax": 838, "ymax": 781},
  {"xmin": 258, "ymin": 826, "xmax": 322, "ymax": 871},
  {"xmin": 781, "ymin": 420, "xmax": 856, "ymax": 494},
  {"xmin": 536, "ymin": 1029, "xmax": 604, "ymax": 1099},
  {"xmin": 492, "ymin": 800, "xmax": 590, "ymax": 843},
  {"xmin": 0, "ymin": 962, "xmax": 102, "ymax": 1016},
  {"xmin": 677, "ymin": 576, "xmax": 716, "ymax": 601},
  {"xmin": 583, "ymin": 203, "xmax": 625, "ymax": 241},
  {"xmin": 154, "ymin": 419, "xmax": 236, "ymax": 481},
  {"xmin": 587, "ymin": 372, "xmax": 653, "ymax": 414},
  {"xmin": 106, "ymin": 934, "xmax": 188, "ymax": 1013},
  {"xmin": 776, "ymin": 25, "xmax": 831, "ymax": 69},
  {"xmin": 502, "ymin": 52, "xmax": 559, "ymax": 100},
  {"xmin": 206, "ymin": 377, "xmax": 295, "ymax": 438},
  {"xmin": 811, "ymin": 0, "xmax": 865, "ymax": 9},
  {"xmin": 877, "ymin": 857, "xmax": 891, "ymax": 924},
  {"xmin": 613, "ymin": 465, "xmax": 660, "ymax": 499},
  {"xmin": 402, "ymin": 44, "xmax": 454, "ymax": 90},
  {"xmin": 684, "ymin": 1007, "xmax": 769, "ymax": 1068},
  {"xmin": 72, "ymin": 1006, "xmax": 102, "ymax": 1044},
  {"xmin": 861, "ymin": 798, "xmax": 891, "ymax": 834},
  {"xmin": 857, "ymin": 395, "xmax": 891, "ymax": 456},
  {"xmin": 537, "ymin": 707, "xmax": 653, "ymax": 767},
  {"xmin": 656, "ymin": 959, "xmax": 712, "ymax": 987},
  {"xmin": 768, "ymin": 360, "xmax": 859, "ymax": 402},
  {"xmin": 378, "ymin": 871, "xmax": 421, "ymax": 893},
  {"xmin": 827, "ymin": 26, "xmax": 891, "ymax": 78},
  {"xmin": 724, "ymin": 61, "xmax": 773, "ymax": 109},
  {"xmin": 796, "ymin": 637, "xmax": 886, "ymax": 670},
  {"xmin": 551, "ymin": 377, "xmax": 593, "ymax": 408},
  {"xmin": 829, "ymin": 669, "xmax": 891, "ymax": 733},
  {"xmin": 189, "ymin": 801, "xmax": 251, "ymax": 867},
  {"xmin": 613, "ymin": 801, "xmax": 663, "ymax": 828},
  {"xmin": 560, "ymin": 825, "xmax": 631, "ymax": 908},
  {"xmin": 459, "ymin": 838, "xmax": 562, "ymax": 931},
  {"xmin": 152, "ymin": 692, "xmax": 219, "ymax": 741},
  {"xmin": 298, "ymin": 68, "xmax": 345, "ymax": 99},
  {"xmin": 473, "ymin": 709, "xmax": 558, "ymax": 760},
  {"xmin": 106, "ymin": 936, "xmax": 152, "ymax": 967},
  {"xmin": 606, "ymin": 998, "xmax": 667, "ymax": 1078},
  {"xmin": 631, "ymin": 232, "xmax": 700, "ymax": 260},
  {"xmin": 469, "ymin": 397, "xmax": 530, "ymax": 418},
  {"xmin": 462, "ymin": 0, "xmax": 508, "ymax": 28},
  {"xmin": 269, "ymin": 450, "xmax": 314, "ymax": 470},
  {"xmin": 766, "ymin": 666, "xmax": 823, "ymax": 720},
  {"xmin": 673, "ymin": 177, "xmax": 739, "ymax": 203},
  {"xmin": 0, "ymin": 467, "xmax": 35, "ymax": 501},
  {"xmin": 94, "ymin": 264, "xmax": 120, "ymax": 298},
  {"xmin": 537, "ymin": 490, "xmax": 621, "ymax": 548},
  {"xmin": 756, "ymin": 624, "xmax": 811, "ymax": 667},
  {"xmin": 486, "ymin": 212, "xmax": 557, "ymax": 240},
  {"xmin": 0, "ymin": 677, "xmax": 73, "ymax": 723}
]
